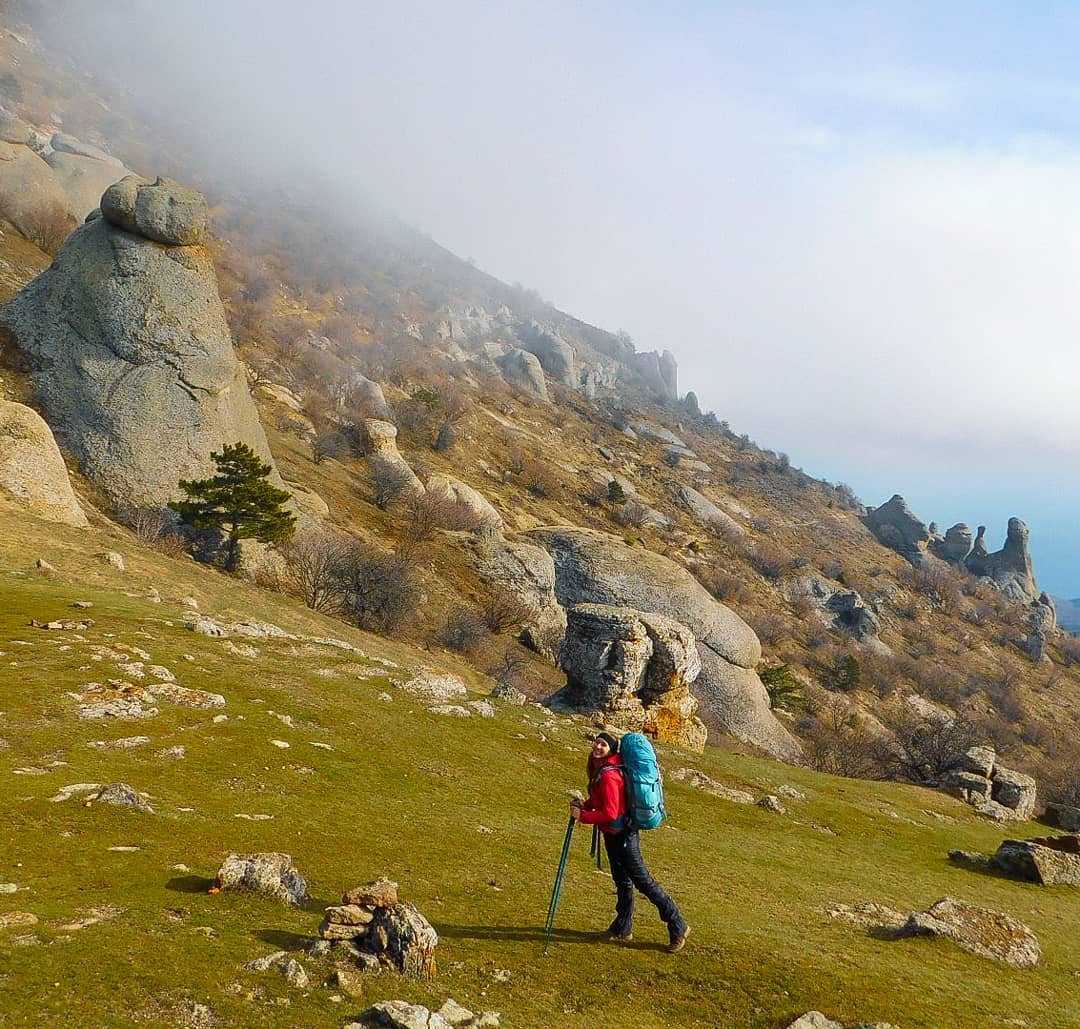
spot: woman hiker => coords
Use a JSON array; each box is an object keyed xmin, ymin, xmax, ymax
[{"xmin": 570, "ymin": 731, "xmax": 691, "ymax": 952}]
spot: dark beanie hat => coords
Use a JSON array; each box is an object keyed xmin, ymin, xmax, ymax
[{"xmin": 594, "ymin": 731, "xmax": 620, "ymax": 753}]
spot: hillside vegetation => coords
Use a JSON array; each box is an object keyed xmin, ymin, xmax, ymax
[{"xmin": 1, "ymin": 506, "xmax": 1078, "ymax": 1029}]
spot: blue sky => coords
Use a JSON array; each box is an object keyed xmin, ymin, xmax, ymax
[{"xmin": 55, "ymin": 2, "xmax": 1080, "ymax": 595}]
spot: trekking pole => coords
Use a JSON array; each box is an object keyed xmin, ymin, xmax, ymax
[
  {"xmin": 543, "ymin": 815, "xmax": 576, "ymax": 956},
  {"xmin": 591, "ymin": 825, "xmax": 602, "ymax": 870}
]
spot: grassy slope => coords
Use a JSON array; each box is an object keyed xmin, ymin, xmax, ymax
[{"xmin": 0, "ymin": 508, "xmax": 1077, "ymax": 1029}]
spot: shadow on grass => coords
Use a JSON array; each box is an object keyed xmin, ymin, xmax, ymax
[
  {"xmin": 299, "ymin": 895, "xmax": 337, "ymax": 914},
  {"xmin": 166, "ymin": 875, "xmax": 216, "ymax": 894},
  {"xmin": 253, "ymin": 928, "xmax": 317, "ymax": 951},
  {"xmin": 945, "ymin": 855, "xmax": 1020, "ymax": 882},
  {"xmin": 434, "ymin": 922, "xmax": 668, "ymax": 951}
]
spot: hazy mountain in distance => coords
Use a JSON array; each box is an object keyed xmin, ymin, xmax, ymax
[{"xmin": 1053, "ymin": 596, "xmax": 1080, "ymax": 633}]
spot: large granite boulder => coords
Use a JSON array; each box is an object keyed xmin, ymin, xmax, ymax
[
  {"xmin": 343, "ymin": 372, "xmax": 392, "ymax": 420},
  {"xmin": 0, "ymin": 399, "xmax": 88, "ymax": 526},
  {"xmin": 450, "ymin": 527, "xmax": 566, "ymax": 662},
  {"xmin": 496, "ymin": 348, "xmax": 548, "ymax": 399},
  {"xmin": 425, "ymin": 473, "xmax": 501, "ymax": 528},
  {"xmin": 552, "ymin": 603, "xmax": 706, "ymax": 750},
  {"xmin": 0, "ymin": 180, "xmax": 278, "ymax": 511},
  {"xmin": 0, "ymin": 139, "xmax": 72, "ymax": 237},
  {"xmin": 524, "ymin": 526, "xmax": 799, "ymax": 759},
  {"xmin": 100, "ymin": 174, "xmax": 207, "ymax": 246},
  {"xmin": 674, "ymin": 484, "xmax": 744, "ymax": 537},
  {"xmin": 900, "ymin": 897, "xmax": 1041, "ymax": 969},
  {"xmin": 864, "ymin": 494, "xmax": 930, "ymax": 566},
  {"xmin": 516, "ymin": 322, "xmax": 575, "ymax": 385},
  {"xmin": 941, "ymin": 745, "xmax": 1037, "ymax": 821},
  {"xmin": 216, "ymin": 852, "xmax": 309, "ymax": 905},
  {"xmin": 362, "ymin": 419, "xmax": 424, "ymax": 500}
]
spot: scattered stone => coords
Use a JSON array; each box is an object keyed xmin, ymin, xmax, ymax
[
  {"xmin": 215, "ymin": 852, "xmax": 309, "ymax": 905},
  {"xmin": 668, "ymin": 767, "xmax": 755, "ymax": 805},
  {"xmin": 0, "ymin": 912, "xmax": 38, "ymax": 930},
  {"xmin": 778, "ymin": 785, "xmax": 807, "ymax": 801},
  {"xmin": 331, "ymin": 962, "xmax": 366, "ymax": 996},
  {"xmin": 95, "ymin": 782, "xmax": 153, "ymax": 813},
  {"xmin": 900, "ymin": 896, "xmax": 1041, "ymax": 969},
  {"xmin": 270, "ymin": 739, "xmax": 290, "ymax": 749},
  {"xmin": 393, "ymin": 670, "xmax": 468, "ymax": 702},
  {"xmin": 107, "ymin": 846, "xmax": 141, "ymax": 852},
  {"xmin": 35, "ymin": 558, "xmax": 56, "ymax": 572},
  {"xmin": 466, "ymin": 700, "xmax": 496, "ymax": 718},
  {"xmin": 245, "ymin": 951, "xmax": 309, "ymax": 989},
  {"xmin": 429, "ymin": 705, "xmax": 470, "ymax": 718},
  {"xmin": 29, "ymin": 618, "xmax": 94, "ymax": 632},
  {"xmin": 77, "ymin": 681, "xmax": 158, "ymax": 720},
  {"xmin": 158, "ymin": 746, "xmax": 185, "ymax": 760},
  {"xmin": 72, "ymin": 601, "xmax": 93, "ymax": 609},
  {"xmin": 87, "ymin": 736, "xmax": 151, "ymax": 750},
  {"xmin": 149, "ymin": 683, "xmax": 225, "ymax": 709},
  {"xmin": 490, "ymin": 682, "xmax": 527, "ymax": 706},
  {"xmin": 757, "ymin": 795, "xmax": 786, "ymax": 814},
  {"xmin": 49, "ymin": 782, "xmax": 102, "ymax": 803},
  {"xmin": 0, "ymin": 883, "xmax": 18, "ymax": 893},
  {"xmin": 948, "ymin": 849, "xmax": 991, "ymax": 871},
  {"xmin": 989, "ymin": 835, "xmax": 1080, "ymax": 886},
  {"xmin": 101, "ymin": 552, "xmax": 125, "ymax": 571},
  {"xmin": 787, "ymin": 1014, "xmax": 897, "ymax": 1029}
]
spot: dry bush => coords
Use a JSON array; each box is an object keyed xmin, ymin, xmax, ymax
[
  {"xmin": 397, "ymin": 491, "xmax": 485, "ymax": 559},
  {"xmin": 434, "ymin": 607, "xmax": 489, "ymax": 654},
  {"xmin": 520, "ymin": 455, "xmax": 558, "ymax": 498},
  {"xmin": 17, "ymin": 201, "xmax": 76, "ymax": 255},
  {"xmin": 311, "ymin": 431, "xmax": 346, "ymax": 465},
  {"xmin": 796, "ymin": 693, "xmax": 892, "ymax": 780},
  {"xmin": 278, "ymin": 530, "xmax": 350, "ymax": 612},
  {"xmin": 746, "ymin": 609, "xmax": 789, "ymax": 646},
  {"xmin": 336, "ymin": 543, "xmax": 420, "ymax": 633},
  {"xmin": 614, "ymin": 499, "xmax": 653, "ymax": 529},
  {"xmin": 120, "ymin": 504, "xmax": 188, "ymax": 558},
  {"xmin": 487, "ymin": 648, "xmax": 528, "ymax": 689},
  {"xmin": 748, "ymin": 540, "xmax": 798, "ymax": 581},
  {"xmin": 881, "ymin": 708, "xmax": 978, "ymax": 784},
  {"xmin": 371, "ymin": 463, "xmax": 416, "ymax": 510},
  {"xmin": 693, "ymin": 564, "xmax": 750, "ymax": 606},
  {"xmin": 1059, "ymin": 635, "xmax": 1080, "ymax": 667},
  {"xmin": 481, "ymin": 591, "xmax": 538, "ymax": 634}
]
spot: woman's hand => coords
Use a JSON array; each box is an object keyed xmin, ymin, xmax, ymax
[{"xmin": 569, "ymin": 801, "xmax": 581, "ymax": 821}]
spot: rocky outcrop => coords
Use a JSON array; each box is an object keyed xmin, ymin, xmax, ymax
[
  {"xmin": 966, "ymin": 518, "xmax": 1038, "ymax": 603},
  {"xmin": 516, "ymin": 322, "xmax": 575, "ymax": 384},
  {"xmin": 342, "ymin": 372, "xmax": 392, "ymax": 420},
  {"xmin": 44, "ymin": 150, "xmax": 126, "ymax": 224},
  {"xmin": 496, "ymin": 348, "xmax": 548, "ymax": 399},
  {"xmin": 990, "ymin": 835, "xmax": 1080, "ymax": 886},
  {"xmin": 454, "ymin": 527, "xmax": 566, "ymax": 662},
  {"xmin": 0, "ymin": 139, "xmax": 73, "ymax": 236},
  {"xmin": 865, "ymin": 495, "xmax": 930, "ymax": 567},
  {"xmin": 425, "ymin": 473, "xmax": 501, "ymax": 528},
  {"xmin": 552, "ymin": 603, "xmax": 706, "ymax": 750},
  {"xmin": 674, "ymin": 484, "xmax": 744, "ymax": 537},
  {"xmin": 0, "ymin": 178, "xmax": 278, "ymax": 511},
  {"xmin": 900, "ymin": 897, "xmax": 1041, "ymax": 969},
  {"xmin": 631, "ymin": 349, "xmax": 678, "ymax": 401},
  {"xmin": 524, "ymin": 526, "xmax": 799, "ymax": 759},
  {"xmin": 929, "ymin": 523, "xmax": 973, "ymax": 564},
  {"xmin": 100, "ymin": 174, "xmax": 207, "ymax": 245},
  {"xmin": 362, "ymin": 419, "xmax": 424, "ymax": 499},
  {"xmin": 941, "ymin": 746, "xmax": 1036, "ymax": 821},
  {"xmin": 0, "ymin": 399, "xmax": 88, "ymax": 526}
]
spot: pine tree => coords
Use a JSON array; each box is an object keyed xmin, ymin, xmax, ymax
[{"xmin": 169, "ymin": 442, "xmax": 295, "ymax": 572}]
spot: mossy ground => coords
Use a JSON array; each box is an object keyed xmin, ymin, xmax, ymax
[{"xmin": 0, "ymin": 508, "xmax": 1077, "ymax": 1028}]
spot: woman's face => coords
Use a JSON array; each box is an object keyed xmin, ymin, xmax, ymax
[{"xmin": 591, "ymin": 737, "xmax": 611, "ymax": 760}]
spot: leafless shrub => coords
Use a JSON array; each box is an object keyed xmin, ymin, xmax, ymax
[
  {"xmin": 746, "ymin": 609, "xmax": 789, "ymax": 646},
  {"xmin": 278, "ymin": 530, "xmax": 349, "ymax": 612},
  {"xmin": 397, "ymin": 490, "xmax": 484, "ymax": 559},
  {"xmin": 311, "ymin": 431, "xmax": 346, "ymax": 465},
  {"xmin": 487, "ymin": 648, "xmax": 528, "ymax": 689},
  {"xmin": 748, "ymin": 540, "xmax": 798, "ymax": 581},
  {"xmin": 371, "ymin": 463, "xmax": 416, "ymax": 510},
  {"xmin": 693, "ymin": 564, "xmax": 750, "ymax": 606},
  {"xmin": 18, "ymin": 201, "xmax": 76, "ymax": 255},
  {"xmin": 481, "ymin": 591, "xmax": 538, "ymax": 634},
  {"xmin": 1059, "ymin": 635, "xmax": 1080, "ymax": 667},
  {"xmin": 797, "ymin": 693, "xmax": 892, "ymax": 780},
  {"xmin": 336, "ymin": 543, "xmax": 420, "ymax": 633},
  {"xmin": 614, "ymin": 499, "xmax": 653, "ymax": 529},
  {"xmin": 120, "ymin": 505, "xmax": 187, "ymax": 558},
  {"xmin": 882, "ymin": 709, "xmax": 979, "ymax": 784},
  {"xmin": 520, "ymin": 455, "xmax": 558, "ymax": 498},
  {"xmin": 434, "ymin": 606, "xmax": 489, "ymax": 654}
]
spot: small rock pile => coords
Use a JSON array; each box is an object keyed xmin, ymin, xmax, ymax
[
  {"xmin": 347, "ymin": 998, "xmax": 499, "ymax": 1028},
  {"xmin": 216, "ymin": 852, "xmax": 309, "ymax": 906},
  {"xmin": 319, "ymin": 879, "xmax": 437, "ymax": 978},
  {"xmin": 940, "ymin": 745, "xmax": 1036, "ymax": 821}
]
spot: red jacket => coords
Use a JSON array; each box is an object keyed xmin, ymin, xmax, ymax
[{"xmin": 578, "ymin": 753, "xmax": 627, "ymax": 834}]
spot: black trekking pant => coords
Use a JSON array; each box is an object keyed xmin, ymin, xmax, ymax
[{"xmin": 603, "ymin": 828, "xmax": 685, "ymax": 939}]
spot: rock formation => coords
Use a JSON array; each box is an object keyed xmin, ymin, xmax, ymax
[
  {"xmin": 900, "ymin": 897, "xmax": 1041, "ymax": 969},
  {"xmin": 516, "ymin": 321, "xmax": 576, "ymax": 385},
  {"xmin": 362, "ymin": 419, "xmax": 424, "ymax": 499},
  {"xmin": 552, "ymin": 603, "xmax": 707, "ymax": 750},
  {"xmin": 674, "ymin": 484, "xmax": 744, "ymax": 537},
  {"xmin": 425, "ymin": 473, "xmax": 501, "ymax": 528},
  {"xmin": 0, "ymin": 399, "xmax": 88, "ymax": 526},
  {"xmin": 631, "ymin": 348, "xmax": 679, "ymax": 401},
  {"xmin": 941, "ymin": 745, "xmax": 1036, "ymax": 821},
  {"xmin": 864, "ymin": 495, "xmax": 930, "ymax": 567},
  {"xmin": 989, "ymin": 834, "xmax": 1080, "ymax": 886},
  {"xmin": 928, "ymin": 523, "xmax": 973, "ymax": 564},
  {"xmin": 524, "ymin": 526, "xmax": 800, "ymax": 759},
  {"xmin": 0, "ymin": 177, "xmax": 278, "ymax": 511},
  {"xmin": 966, "ymin": 518, "xmax": 1038, "ymax": 602},
  {"xmin": 215, "ymin": 852, "xmax": 309, "ymax": 905},
  {"xmin": 496, "ymin": 348, "xmax": 548, "ymax": 399}
]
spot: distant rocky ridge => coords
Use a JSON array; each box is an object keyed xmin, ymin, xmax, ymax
[
  {"xmin": 866, "ymin": 495, "xmax": 1043, "ymax": 604},
  {"xmin": 1053, "ymin": 596, "xmax": 1080, "ymax": 634},
  {"xmin": 0, "ymin": 176, "xmax": 279, "ymax": 512}
]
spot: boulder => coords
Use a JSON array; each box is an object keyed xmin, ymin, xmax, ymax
[
  {"xmin": 0, "ymin": 399, "xmax": 88, "ymax": 526},
  {"xmin": 525, "ymin": 526, "xmax": 798, "ymax": 759},
  {"xmin": 517, "ymin": 322, "xmax": 575, "ymax": 384},
  {"xmin": 552, "ymin": 603, "xmax": 705, "ymax": 750},
  {"xmin": 95, "ymin": 782, "xmax": 153, "ymax": 813},
  {"xmin": 956, "ymin": 745, "xmax": 996, "ymax": 778},
  {"xmin": 990, "ymin": 765, "xmax": 1037, "ymax": 820},
  {"xmin": 0, "ymin": 139, "xmax": 73, "ymax": 237},
  {"xmin": 0, "ymin": 180, "xmax": 278, "ymax": 511},
  {"xmin": 627, "ymin": 422, "xmax": 687, "ymax": 447},
  {"xmin": 362, "ymin": 419, "xmax": 424, "ymax": 499},
  {"xmin": 496, "ymin": 348, "xmax": 548, "ymax": 399},
  {"xmin": 425, "ymin": 473, "xmax": 501, "ymax": 528},
  {"xmin": 787, "ymin": 1013, "xmax": 898, "ymax": 1029},
  {"xmin": 344, "ymin": 372, "xmax": 392, "ymax": 420},
  {"xmin": 824, "ymin": 590, "xmax": 880, "ymax": 640},
  {"xmin": 864, "ymin": 494, "xmax": 930, "ymax": 566},
  {"xmin": 900, "ymin": 896, "xmax": 1041, "ymax": 969},
  {"xmin": 674, "ymin": 484, "xmax": 744, "ymax": 537},
  {"xmin": 43, "ymin": 151, "xmax": 128, "ymax": 222},
  {"xmin": 631, "ymin": 349, "xmax": 679, "ymax": 401},
  {"xmin": 990, "ymin": 835, "xmax": 1080, "ymax": 886},
  {"xmin": 929, "ymin": 523, "xmax": 973, "ymax": 565},
  {"xmin": 362, "ymin": 901, "xmax": 438, "ymax": 977},
  {"xmin": 215, "ymin": 852, "xmax": 309, "ymax": 905},
  {"xmin": 100, "ymin": 174, "xmax": 208, "ymax": 245},
  {"xmin": 1044, "ymin": 803, "xmax": 1080, "ymax": 832},
  {"xmin": 453, "ymin": 527, "xmax": 566, "ymax": 662},
  {"xmin": 50, "ymin": 133, "xmax": 124, "ymax": 167}
]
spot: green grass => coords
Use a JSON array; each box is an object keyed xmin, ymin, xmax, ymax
[{"xmin": 0, "ymin": 510, "xmax": 1078, "ymax": 1028}]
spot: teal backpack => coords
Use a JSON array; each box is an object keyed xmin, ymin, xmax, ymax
[{"xmin": 616, "ymin": 732, "xmax": 666, "ymax": 830}]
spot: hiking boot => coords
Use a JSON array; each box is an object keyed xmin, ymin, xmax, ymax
[
  {"xmin": 606, "ymin": 930, "xmax": 633, "ymax": 942},
  {"xmin": 667, "ymin": 924, "xmax": 691, "ymax": 953}
]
